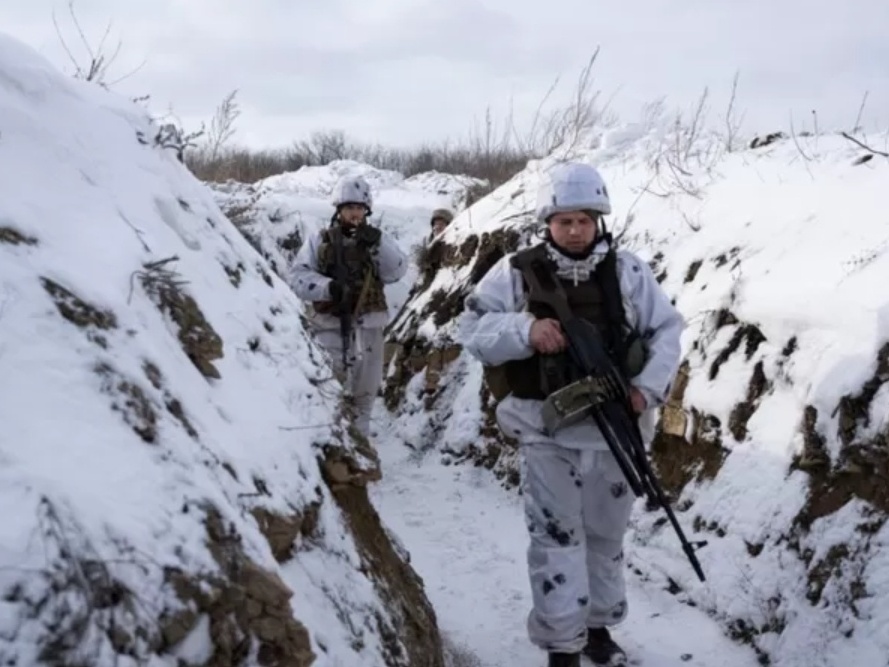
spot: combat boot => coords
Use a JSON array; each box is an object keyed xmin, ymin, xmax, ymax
[{"xmin": 582, "ymin": 627, "xmax": 627, "ymax": 666}]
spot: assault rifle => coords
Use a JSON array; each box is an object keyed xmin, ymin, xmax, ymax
[
  {"xmin": 329, "ymin": 225, "xmax": 353, "ymax": 370},
  {"xmin": 521, "ymin": 257, "xmax": 708, "ymax": 582}
]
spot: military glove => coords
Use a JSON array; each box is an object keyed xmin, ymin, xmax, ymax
[
  {"xmin": 355, "ymin": 224, "xmax": 382, "ymax": 247},
  {"xmin": 328, "ymin": 280, "xmax": 344, "ymax": 305}
]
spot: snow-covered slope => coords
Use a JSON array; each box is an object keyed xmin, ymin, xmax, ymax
[
  {"xmin": 0, "ymin": 34, "xmax": 442, "ymax": 667},
  {"xmin": 208, "ymin": 162, "xmax": 487, "ymax": 323},
  {"xmin": 382, "ymin": 123, "xmax": 889, "ymax": 667}
]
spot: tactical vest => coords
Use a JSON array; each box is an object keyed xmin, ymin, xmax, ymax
[
  {"xmin": 484, "ymin": 243, "xmax": 644, "ymax": 402},
  {"xmin": 313, "ymin": 227, "xmax": 388, "ymax": 316}
]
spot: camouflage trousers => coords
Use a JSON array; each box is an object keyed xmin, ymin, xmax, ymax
[
  {"xmin": 522, "ymin": 443, "xmax": 635, "ymax": 653},
  {"xmin": 314, "ymin": 326, "xmax": 384, "ymax": 438},
  {"xmin": 494, "ymin": 395, "xmax": 652, "ymax": 652},
  {"xmin": 520, "ymin": 444, "xmax": 635, "ymax": 653}
]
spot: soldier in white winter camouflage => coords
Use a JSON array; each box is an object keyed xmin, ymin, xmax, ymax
[
  {"xmin": 458, "ymin": 162, "xmax": 685, "ymax": 667},
  {"xmin": 289, "ymin": 175, "xmax": 408, "ymax": 439}
]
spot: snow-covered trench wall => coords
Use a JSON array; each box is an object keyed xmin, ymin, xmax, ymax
[
  {"xmin": 382, "ymin": 127, "xmax": 889, "ymax": 667},
  {"xmin": 0, "ymin": 34, "xmax": 443, "ymax": 667}
]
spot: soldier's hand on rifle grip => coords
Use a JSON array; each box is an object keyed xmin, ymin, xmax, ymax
[
  {"xmin": 328, "ymin": 280, "xmax": 345, "ymax": 306},
  {"xmin": 355, "ymin": 224, "xmax": 382, "ymax": 247},
  {"xmin": 529, "ymin": 318, "xmax": 567, "ymax": 354}
]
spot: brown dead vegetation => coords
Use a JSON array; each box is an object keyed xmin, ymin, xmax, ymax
[
  {"xmin": 41, "ymin": 277, "xmax": 118, "ymax": 350},
  {"xmin": 792, "ymin": 342, "xmax": 889, "ymax": 528},
  {"xmin": 0, "ymin": 225, "xmax": 39, "ymax": 245},
  {"xmin": 136, "ymin": 257, "xmax": 225, "ymax": 379}
]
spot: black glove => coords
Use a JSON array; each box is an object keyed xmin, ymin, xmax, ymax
[
  {"xmin": 355, "ymin": 224, "xmax": 382, "ymax": 247},
  {"xmin": 328, "ymin": 280, "xmax": 344, "ymax": 305}
]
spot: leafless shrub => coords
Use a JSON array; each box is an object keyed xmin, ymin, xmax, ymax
[
  {"xmin": 178, "ymin": 90, "xmax": 242, "ymax": 179},
  {"xmin": 724, "ymin": 71, "xmax": 746, "ymax": 152},
  {"xmin": 184, "ymin": 50, "xmax": 613, "ymax": 186},
  {"xmin": 204, "ymin": 90, "xmax": 241, "ymax": 164},
  {"xmin": 52, "ymin": 0, "xmax": 145, "ymax": 88},
  {"xmin": 511, "ymin": 47, "xmax": 616, "ymax": 159},
  {"xmin": 788, "ymin": 111, "xmax": 816, "ymax": 174},
  {"xmin": 642, "ymin": 74, "xmax": 749, "ymax": 203},
  {"xmin": 12, "ymin": 497, "xmax": 154, "ymax": 665},
  {"xmin": 645, "ymin": 87, "xmax": 720, "ymax": 200},
  {"xmin": 139, "ymin": 120, "xmax": 205, "ymax": 164},
  {"xmin": 128, "ymin": 255, "xmax": 186, "ymax": 304}
]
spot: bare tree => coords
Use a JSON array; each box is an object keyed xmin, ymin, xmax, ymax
[{"xmin": 293, "ymin": 130, "xmax": 352, "ymax": 164}]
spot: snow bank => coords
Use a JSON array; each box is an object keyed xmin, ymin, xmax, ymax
[
  {"xmin": 0, "ymin": 33, "xmax": 442, "ymax": 667},
  {"xmin": 207, "ymin": 161, "xmax": 487, "ymax": 323},
  {"xmin": 382, "ymin": 119, "xmax": 889, "ymax": 667}
]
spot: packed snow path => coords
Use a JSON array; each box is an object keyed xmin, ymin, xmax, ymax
[{"xmin": 370, "ymin": 416, "xmax": 761, "ymax": 667}]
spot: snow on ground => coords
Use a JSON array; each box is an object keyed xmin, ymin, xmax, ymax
[
  {"xmin": 208, "ymin": 161, "xmax": 486, "ymax": 322},
  {"xmin": 382, "ymin": 121, "xmax": 889, "ymax": 667},
  {"xmin": 0, "ymin": 33, "xmax": 438, "ymax": 667},
  {"xmin": 370, "ymin": 409, "xmax": 761, "ymax": 667}
]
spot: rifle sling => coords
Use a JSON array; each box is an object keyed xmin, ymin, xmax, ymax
[
  {"xmin": 518, "ymin": 244, "xmax": 631, "ymax": 377},
  {"xmin": 596, "ymin": 243, "xmax": 630, "ymax": 376},
  {"xmin": 351, "ymin": 266, "xmax": 375, "ymax": 317}
]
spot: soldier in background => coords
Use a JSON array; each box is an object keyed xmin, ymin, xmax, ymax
[{"xmin": 429, "ymin": 208, "xmax": 454, "ymax": 240}]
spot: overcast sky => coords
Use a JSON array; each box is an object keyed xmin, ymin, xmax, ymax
[{"xmin": 3, "ymin": 0, "xmax": 888, "ymax": 150}]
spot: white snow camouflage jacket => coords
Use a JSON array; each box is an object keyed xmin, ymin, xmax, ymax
[
  {"xmin": 457, "ymin": 240, "xmax": 685, "ymax": 448},
  {"xmin": 289, "ymin": 224, "xmax": 408, "ymax": 330}
]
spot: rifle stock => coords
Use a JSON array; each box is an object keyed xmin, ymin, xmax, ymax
[{"xmin": 523, "ymin": 258, "xmax": 708, "ymax": 583}]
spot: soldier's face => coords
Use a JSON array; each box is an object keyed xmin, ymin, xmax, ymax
[
  {"xmin": 338, "ymin": 203, "xmax": 367, "ymax": 226},
  {"xmin": 548, "ymin": 211, "xmax": 598, "ymax": 253},
  {"xmin": 431, "ymin": 218, "xmax": 449, "ymax": 235}
]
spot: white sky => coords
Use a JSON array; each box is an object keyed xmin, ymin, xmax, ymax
[{"xmin": 3, "ymin": 0, "xmax": 888, "ymax": 150}]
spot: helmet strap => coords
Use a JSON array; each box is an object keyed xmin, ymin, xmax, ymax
[{"xmin": 599, "ymin": 218, "xmax": 613, "ymax": 245}]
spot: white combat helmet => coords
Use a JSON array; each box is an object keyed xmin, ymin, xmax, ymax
[
  {"xmin": 331, "ymin": 175, "xmax": 373, "ymax": 212},
  {"xmin": 535, "ymin": 162, "xmax": 612, "ymax": 223}
]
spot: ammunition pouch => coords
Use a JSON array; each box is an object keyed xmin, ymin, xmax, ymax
[
  {"xmin": 624, "ymin": 331, "xmax": 648, "ymax": 377},
  {"xmin": 482, "ymin": 365, "xmax": 511, "ymax": 402}
]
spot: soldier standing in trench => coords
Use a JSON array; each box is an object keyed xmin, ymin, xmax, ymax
[
  {"xmin": 458, "ymin": 162, "xmax": 684, "ymax": 667},
  {"xmin": 289, "ymin": 174, "xmax": 408, "ymax": 439},
  {"xmin": 422, "ymin": 208, "xmax": 455, "ymax": 278}
]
